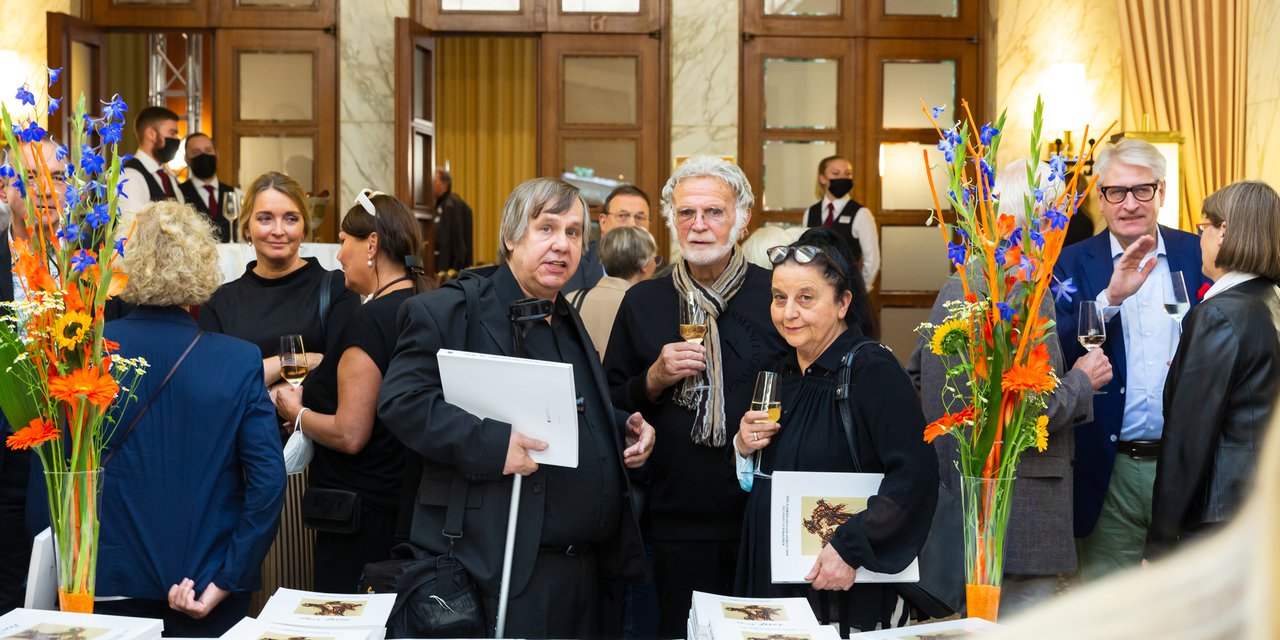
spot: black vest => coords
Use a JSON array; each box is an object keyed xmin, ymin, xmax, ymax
[
  {"xmin": 179, "ymin": 179, "xmax": 235, "ymax": 241},
  {"xmin": 122, "ymin": 157, "xmax": 177, "ymax": 203},
  {"xmin": 806, "ymin": 198, "xmax": 866, "ymax": 257}
]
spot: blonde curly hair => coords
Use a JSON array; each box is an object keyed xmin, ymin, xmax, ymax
[{"xmin": 120, "ymin": 201, "xmax": 222, "ymax": 307}]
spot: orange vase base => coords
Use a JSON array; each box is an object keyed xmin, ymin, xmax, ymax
[
  {"xmin": 965, "ymin": 583, "xmax": 1001, "ymax": 622},
  {"xmin": 58, "ymin": 589, "xmax": 95, "ymax": 613}
]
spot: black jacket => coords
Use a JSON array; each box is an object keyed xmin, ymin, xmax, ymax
[
  {"xmin": 179, "ymin": 179, "xmax": 235, "ymax": 241},
  {"xmin": 1148, "ymin": 277, "xmax": 1280, "ymax": 557},
  {"xmin": 376, "ymin": 265, "xmax": 647, "ymax": 597},
  {"xmin": 435, "ymin": 191, "xmax": 473, "ymax": 272}
]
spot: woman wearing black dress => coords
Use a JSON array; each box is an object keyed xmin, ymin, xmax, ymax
[
  {"xmin": 733, "ymin": 228, "xmax": 937, "ymax": 633},
  {"xmin": 273, "ymin": 191, "xmax": 435, "ymax": 591},
  {"xmin": 199, "ymin": 171, "xmax": 359, "ymax": 598}
]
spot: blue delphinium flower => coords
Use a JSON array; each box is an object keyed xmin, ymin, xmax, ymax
[
  {"xmin": 57, "ymin": 223, "xmax": 81, "ymax": 244},
  {"xmin": 15, "ymin": 85, "xmax": 35, "ymax": 107},
  {"xmin": 931, "ymin": 104, "xmax": 946, "ymax": 119},
  {"xmin": 18, "ymin": 122, "xmax": 47, "ymax": 143},
  {"xmin": 64, "ymin": 183, "xmax": 80, "ymax": 209},
  {"xmin": 1034, "ymin": 187, "xmax": 1046, "ymax": 203},
  {"xmin": 979, "ymin": 124, "xmax": 1000, "ymax": 147},
  {"xmin": 54, "ymin": 145, "xmax": 70, "ymax": 162},
  {"xmin": 996, "ymin": 302, "xmax": 1016, "ymax": 322},
  {"xmin": 1018, "ymin": 254, "xmax": 1036, "ymax": 280},
  {"xmin": 70, "ymin": 249, "xmax": 97, "ymax": 274},
  {"xmin": 80, "ymin": 146, "xmax": 105, "ymax": 175},
  {"xmin": 947, "ymin": 241, "xmax": 967, "ymax": 267},
  {"xmin": 1048, "ymin": 154, "xmax": 1067, "ymax": 182},
  {"xmin": 1008, "ymin": 227, "xmax": 1023, "ymax": 247},
  {"xmin": 11, "ymin": 177, "xmax": 24, "ymax": 199},
  {"xmin": 100, "ymin": 121, "xmax": 124, "ymax": 145},
  {"xmin": 979, "ymin": 158, "xmax": 996, "ymax": 187},
  {"xmin": 48, "ymin": 67, "xmax": 62, "ymax": 85},
  {"xmin": 86, "ymin": 202, "xmax": 111, "ymax": 229},
  {"xmin": 114, "ymin": 236, "xmax": 127, "ymax": 258},
  {"xmin": 1052, "ymin": 276, "xmax": 1077, "ymax": 303},
  {"xmin": 84, "ymin": 180, "xmax": 107, "ymax": 199},
  {"xmin": 1044, "ymin": 207, "xmax": 1069, "ymax": 230},
  {"xmin": 102, "ymin": 94, "xmax": 128, "ymax": 122},
  {"xmin": 1029, "ymin": 226, "xmax": 1045, "ymax": 249},
  {"xmin": 116, "ymin": 178, "xmax": 130, "ymax": 199},
  {"xmin": 0, "ymin": 164, "xmax": 13, "ymax": 179},
  {"xmin": 48, "ymin": 97, "xmax": 61, "ymax": 116},
  {"xmin": 938, "ymin": 138, "xmax": 956, "ymax": 163}
]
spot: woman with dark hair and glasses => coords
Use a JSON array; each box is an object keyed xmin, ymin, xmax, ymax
[
  {"xmin": 273, "ymin": 190, "xmax": 436, "ymax": 591},
  {"xmin": 732, "ymin": 227, "xmax": 937, "ymax": 633}
]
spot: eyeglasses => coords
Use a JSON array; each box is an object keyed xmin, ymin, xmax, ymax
[
  {"xmin": 674, "ymin": 208, "xmax": 729, "ymax": 225},
  {"xmin": 608, "ymin": 210, "xmax": 648, "ymax": 225},
  {"xmin": 1099, "ymin": 182, "xmax": 1159, "ymax": 204},
  {"xmin": 652, "ymin": 254, "xmax": 665, "ymax": 267},
  {"xmin": 766, "ymin": 245, "xmax": 846, "ymax": 278},
  {"xmin": 1195, "ymin": 220, "xmax": 1220, "ymax": 235}
]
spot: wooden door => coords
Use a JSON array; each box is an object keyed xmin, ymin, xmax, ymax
[
  {"xmin": 394, "ymin": 17, "xmax": 437, "ymax": 274},
  {"xmin": 45, "ymin": 12, "xmax": 108, "ymax": 144}
]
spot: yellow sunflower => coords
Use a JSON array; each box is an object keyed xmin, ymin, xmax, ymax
[
  {"xmin": 53, "ymin": 311, "xmax": 92, "ymax": 351},
  {"xmin": 1034, "ymin": 415, "xmax": 1049, "ymax": 452},
  {"xmin": 929, "ymin": 317, "xmax": 971, "ymax": 356}
]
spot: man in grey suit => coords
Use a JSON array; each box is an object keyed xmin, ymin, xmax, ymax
[{"xmin": 907, "ymin": 159, "xmax": 1113, "ymax": 614}]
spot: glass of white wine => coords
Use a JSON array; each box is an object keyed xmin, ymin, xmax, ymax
[
  {"xmin": 750, "ymin": 370, "xmax": 780, "ymax": 478},
  {"xmin": 1078, "ymin": 301, "xmax": 1106, "ymax": 395},
  {"xmin": 279, "ymin": 334, "xmax": 308, "ymax": 388},
  {"xmin": 679, "ymin": 290, "xmax": 708, "ymax": 345},
  {"xmin": 223, "ymin": 193, "xmax": 240, "ymax": 244},
  {"xmin": 1163, "ymin": 271, "xmax": 1191, "ymax": 324}
]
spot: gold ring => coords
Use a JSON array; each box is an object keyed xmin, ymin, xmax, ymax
[{"xmin": 753, "ymin": 432, "xmax": 759, "ymax": 442}]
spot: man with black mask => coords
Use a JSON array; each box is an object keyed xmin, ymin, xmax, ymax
[
  {"xmin": 121, "ymin": 106, "xmax": 186, "ymax": 215},
  {"xmin": 803, "ymin": 155, "xmax": 880, "ymax": 289},
  {"xmin": 179, "ymin": 132, "xmax": 238, "ymax": 241}
]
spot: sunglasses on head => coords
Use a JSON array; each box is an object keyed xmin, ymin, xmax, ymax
[{"xmin": 766, "ymin": 245, "xmax": 846, "ymax": 278}]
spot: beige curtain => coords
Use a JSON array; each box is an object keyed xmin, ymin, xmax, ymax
[
  {"xmin": 1119, "ymin": 0, "xmax": 1248, "ymax": 229},
  {"xmin": 437, "ymin": 37, "xmax": 538, "ymax": 266}
]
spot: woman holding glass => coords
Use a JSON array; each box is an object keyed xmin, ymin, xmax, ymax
[
  {"xmin": 733, "ymin": 228, "xmax": 937, "ymax": 633},
  {"xmin": 199, "ymin": 171, "xmax": 359, "ymax": 598},
  {"xmin": 1147, "ymin": 180, "xmax": 1280, "ymax": 559},
  {"xmin": 272, "ymin": 191, "xmax": 435, "ymax": 591}
]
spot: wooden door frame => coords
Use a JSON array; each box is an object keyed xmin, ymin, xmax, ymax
[
  {"xmin": 46, "ymin": 12, "xmax": 108, "ymax": 144},
  {"xmin": 394, "ymin": 17, "xmax": 438, "ymax": 273}
]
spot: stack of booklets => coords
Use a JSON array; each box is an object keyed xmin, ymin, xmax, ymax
[
  {"xmin": 688, "ymin": 591, "xmax": 840, "ymax": 640},
  {"xmin": 847, "ymin": 617, "xmax": 999, "ymax": 638},
  {"xmin": 221, "ymin": 588, "xmax": 396, "ymax": 640},
  {"xmin": 0, "ymin": 608, "xmax": 163, "ymax": 639}
]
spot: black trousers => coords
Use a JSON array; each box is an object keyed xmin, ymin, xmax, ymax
[
  {"xmin": 653, "ymin": 538, "xmax": 740, "ymax": 639},
  {"xmin": 313, "ymin": 502, "xmax": 400, "ymax": 593},
  {"xmin": 95, "ymin": 591, "xmax": 249, "ymax": 637},
  {"xmin": 482, "ymin": 548, "xmax": 601, "ymax": 639},
  {"xmin": 0, "ymin": 445, "xmax": 31, "ymax": 613}
]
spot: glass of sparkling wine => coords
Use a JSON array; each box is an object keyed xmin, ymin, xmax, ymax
[
  {"xmin": 1078, "ymin": 301, "xmax": 1107, "ymax": 395},
  {"xmin": 679, "ymin": 290, "xmax": 708, "ymax": 345},
  {"xmin": 279, "ymin": 334, "xmax": 308, "ymax": 388},
  {"xmin": 750, "ymin": 371, "xmax": 781, "ymax": 477},
  {"xmin": 1163, "ymin": 271, "xmax": 1191, "ymax": 325}
]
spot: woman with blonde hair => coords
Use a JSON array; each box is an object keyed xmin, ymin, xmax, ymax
[
  {"xmin": 570, "ymin": 224, "xmax": 659, "ymax": 360},
  {"xmin": 94, "ymin": 201, "xmax": 286, "ymax": 636}
]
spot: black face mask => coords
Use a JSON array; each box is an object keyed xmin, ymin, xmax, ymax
[
  {"xmin": 188, "ymin": 153, "xmax": 218, "ymax": 180},
  {"xmin": 827, "ymin": 178, "xmax": 853, "ymax": 199},
  {"xmin": 155, "ymin": 135, "xmax": 182, "ymax": 164}
]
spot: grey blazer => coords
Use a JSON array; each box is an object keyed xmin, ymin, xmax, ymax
[{"xmin": 907, "ymin": 276, "xmax": 1095, "ymax": 575}]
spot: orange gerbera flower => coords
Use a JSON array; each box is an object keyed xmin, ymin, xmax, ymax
[
  {"xmin": 1002, "ymin": 343, "xmax": 1055, "ymax": 394},
  {"xmin": 6, "ymin": 417, "xmax": 60, "ymax": 450},
  {"xmin": 48, "ymin": 367, "xmax": 119, "ymax": 410},
  {"xmin": 924, "ymin": 406, "xmax": 976, "ymax": 443},
  {"xmin": 102, "ymin": 339, "xmax": 120, "ymax": 353}
]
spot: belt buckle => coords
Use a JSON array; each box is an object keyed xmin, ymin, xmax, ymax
[{"xmin": 565, "ymin": 544, "xmax": 578, "ymax": 557}]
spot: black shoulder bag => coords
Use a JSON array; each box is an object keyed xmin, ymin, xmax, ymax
[
  {"xmin": 358, "ymin": 275, "xmax": 485, "ymax": 638},
  {"xmin": 835, "ymin": 339, "xmax": 965, "ymax": 620}
]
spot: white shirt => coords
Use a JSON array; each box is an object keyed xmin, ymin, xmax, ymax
[
  {"xmin": 119, "ymin": 150, "xmax": 184, "ymax": 215},
  {"xmin": 1202, "ymin": 271, "xmax": 1260, "ymax": 301},
  {"xmin": 820, "ymin": 195, "xmax": 880, "ymax": 290},
  {"xmin": 1097, "ymin": 231, "xmax": 1179, "ymax": 441}
]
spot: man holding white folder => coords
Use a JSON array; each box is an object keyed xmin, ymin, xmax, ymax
[{"xmin": 378, "ymin": 178, "xmax": 654, "ymax": 639}]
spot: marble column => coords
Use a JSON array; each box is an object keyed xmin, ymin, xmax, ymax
[
  {"xmin": 338, "ymin": 0, "xmax": 409, "ymax": 212},
  {"xmin": 669, "ymin": 0, "xmax": 739, "ymax": 163},
  {"xmin": 1246, "ymin": 0, "xmax": 1280, "ymax": 188}
]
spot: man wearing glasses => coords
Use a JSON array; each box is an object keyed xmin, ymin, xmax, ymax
[
  {"xmin": 565, "ymin": 184, "xmax": 651, "ymax": 292},
  {"xmin": 1052, "ymin": 138, "xmax": 1206, "ymax": 581}
]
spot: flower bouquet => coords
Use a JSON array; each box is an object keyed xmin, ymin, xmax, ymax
[
  {"xmin": 916, "ymin": 98, "xmax": 1112, "ymax": 621},
  {"xmin": 0, "ymin": 69, "xmax": 147, "ymax": 612}
]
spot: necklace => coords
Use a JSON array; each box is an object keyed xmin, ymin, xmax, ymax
[{"xmin": 369, "ymin": 275, "xmax": 411, "ymax": 300}]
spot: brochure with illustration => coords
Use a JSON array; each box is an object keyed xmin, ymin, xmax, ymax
[
  {"xmin": 709, "ymin": 618, "xmax": 842, "ymax": 640},
  {"xmin": 0, "ymin": 608, "xmax": 162, "ymax": 640},
  {"xmin": 770, "ymin": 471, "xmax": 920, "ymax": 584},
  {"xmin": 256, "ymin": 588, "xmax": 394, "ymax": 635},
  {"xmin": 688, "ymin": 591, "xmax": 820, "ymax": 640},
  {"xmin": 847, "ymin": 617, "xmax": 1000, "ymax": 638},
  {"xmin": 220, "ymin": 616, "xmax": 381, "ymax": 640}
]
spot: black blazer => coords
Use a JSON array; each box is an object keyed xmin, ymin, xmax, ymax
[
  {"xmin": 1148, "ymin": 277, "xmax": 1280, "ymax": 558},
  {"xmin": 179, "ymin": 179, "xmax": 235, "ymax": 241},
  {"xmin": 376, "ymin": 265, "xmax": 646, "ymax": 597}
]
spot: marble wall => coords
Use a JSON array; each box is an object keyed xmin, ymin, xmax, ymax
[
  {"xmin": 1246, "ymin": 0, "xmax": 1280, "ymax": 188},
  {"xmin": 337, "ymin": 0, "xmax": 409, "ymax": 212},
  {"xmin": 0, "ymin": 0, "xmax": 73, "ymax": 114},
  {"xmin": 669, "ymin": 0, "xmax": 739, "ymax": 162}
]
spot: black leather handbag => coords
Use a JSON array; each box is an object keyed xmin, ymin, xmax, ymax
[
  {"xmin": 836, "ymin": 339, "xmax": 965, "ymax": 620},
  {"xmin": 301, "ymin": 487, "xmax": 362, "ymax": 534}
]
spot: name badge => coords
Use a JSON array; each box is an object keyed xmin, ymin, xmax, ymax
[{"xmin": 836, "ymin": 215, "xmax": 852, "ymax": 224}]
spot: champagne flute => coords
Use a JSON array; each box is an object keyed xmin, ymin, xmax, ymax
[
  {"xmin": 679, "ymin": 291, "xmax": 708, "ymax": 345},
  {"xmin": 223, "ymin": 193, "xmax": 240, "ymax": 244},
  {"xmin": 750, "ymin": 371, "xmax": 781, "ymax": 477},
  {"xmin": 1078, "ymin": 301, "xmax": 1106, "ymax": 395},
  {"xmin": 1163, "ymin": 271, "xmax": 1191, "ymax": 324},
  {"xmin": 279, "ymin": 334, "xmax": 308, "ymax": 388}
]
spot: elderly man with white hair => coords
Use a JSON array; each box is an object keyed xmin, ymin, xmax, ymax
[{"xmin": 605, "ymin": 156, "xmax": 789, "ymax": 638}]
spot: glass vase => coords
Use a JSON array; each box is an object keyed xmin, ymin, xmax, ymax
[
  {"xmin": 960, "ymin": 475, "xmax": 1015, "ymax": 622},
  {"xmin": 45, "ymin": 469, "xmax": 103, "ymax": 613}
]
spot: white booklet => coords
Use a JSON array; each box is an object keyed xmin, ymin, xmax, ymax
[
  {"xmin": 690, "ymin": 590, "xmax": 820, "ymax": 639},
  {"xmin": 848, "ymin": 617, "xmax": 1000, "ymax": 638},
  {"xmin": 0, "ymin": 608, "xmax": 162, "ymax": 640},
  {"xmin": 770, "ymin": 471, "xmax": 921, "ymax": 584},
  {"xmin": 24, "ymin": 527, "xmax": 57, "ymax": 610},
  {"xmin": 257, "ymin": 588, "xmax": 395, "ymax": 632},
  {"xmin": 220, "ymin": 616, "xmax": 382, "ymax": 640},
  {"xmin": 710, "ymin": 618, "xmax": 842, "ymax": 640},
  {"xmin": 438, "ymin": 347, "xmax": 580, "ymax": 468}
]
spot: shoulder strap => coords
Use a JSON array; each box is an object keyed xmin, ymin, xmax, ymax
[
  {"xmin": 835, "ymin": 337, "xmax": 887, "ymax": 474},
  {"xmin": 568, "ymin": 287, "xmax": 592, "ymax": 312},
  {"xmin": 442, "ymin": 273, "xmax": 485, "ymax": 550},
  {"xmin": 103, "ymin": 330, "xmax": 204, "ymax": 467},
  {"xmin": 318, "ymin": 268, "xmax": 333, "ymax": 342}
]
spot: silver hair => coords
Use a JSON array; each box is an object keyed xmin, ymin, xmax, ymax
[
  {"xmin": 598, "ymin": 225, "xmax": 657, "ymax": 279},
  {"xmin": 994, "ymin": 158, "xmax": 1066, "ymax": 226},
  {"xmin": 497, "ymin": 177, "xmax": 589, "ymax": 263},
  {"xmin": 661, "ymin": 155, "xmax": 754, "ymax": 242},
  {"xmin": 1094, "ymin": 137, "xmax": 1167, "ymax": 183}
]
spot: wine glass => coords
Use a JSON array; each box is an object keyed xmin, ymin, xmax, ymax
[
  {"xmin": 279, "ymin": 334, "xmax": 308, "ymax": 389},
  {"xmin": 1163, "ymin": 271, "xmax": 1191, "ymax": 325},
  {"xmin": 223, "ymin": 193, "xmax": 240, "ymax": 244},
  {"xmin": 679, "ymin": 291, "xmax": 708, "ymax": 345},
  {"xmin": 750, "ymin": 371, "xmax": 781, "ymax": 477},
  {"xmin": 1078, "ymin": 301, "xmax": 1107, "ymax": 395}
]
